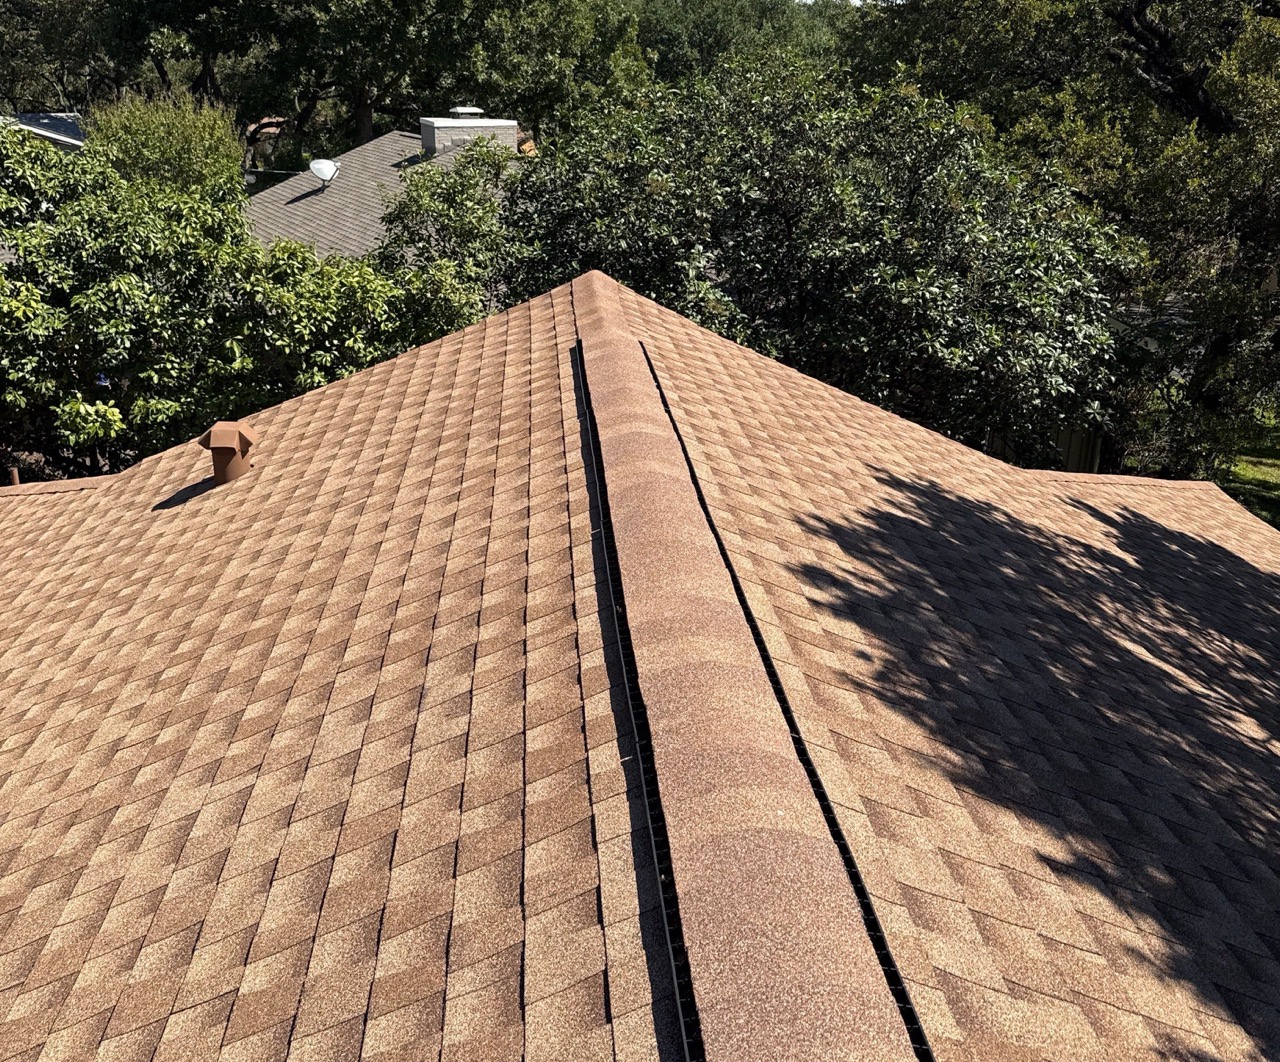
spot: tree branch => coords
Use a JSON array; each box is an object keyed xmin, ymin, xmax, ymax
[{"xmin": 1108, "ymin": 1, "xmax": 1237, "ymax": 135}]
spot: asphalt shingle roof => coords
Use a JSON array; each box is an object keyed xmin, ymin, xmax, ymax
[
  {"xmin": 1, "ymin": 272, "xmax": 1277, "ymax": 1061},
  {"xmin": 3, "ymin": 114, "xmax": 84, "ymax": 150},
  {"xmin": 624, "ymin": 282, "xmax": 1280, "ymax": 1061},
  {"xmin": 245, "ymin": 131, "xmax": 452, "ymax": 258}
]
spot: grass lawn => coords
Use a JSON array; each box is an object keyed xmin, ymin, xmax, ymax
[{"xmin": 1222, "ymin": 425, "xmax": 1280, "ymax": 530}]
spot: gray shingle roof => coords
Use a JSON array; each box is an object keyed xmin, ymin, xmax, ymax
[
  {"xmin": 246, "ymin": 131, "xmax": 453, "ymax": 259},
  {"xmin": 7, "ymin": 113, "xmax": 84, "ymax": 150}
]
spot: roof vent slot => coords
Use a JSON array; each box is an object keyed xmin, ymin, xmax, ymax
[{"xmin": 198, "ymin": 421, "xmax": 260, "ymax": 484}]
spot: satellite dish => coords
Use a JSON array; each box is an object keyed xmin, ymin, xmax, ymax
[{"xmin": 309, "ymin": 158, "xmax": 339, "ymax": 188}]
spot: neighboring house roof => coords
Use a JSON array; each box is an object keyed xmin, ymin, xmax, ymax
[
  {"xmin": 0, "ymin": 273, "xmax": 1277, "ymax": 1061},
  {"xmin": 4, "ymin": 112, "xmax": 85, "ymax": 150},
  {"xmin": 245, "ymin": 130, "xmax": 453, "ymax": 258},
  {"xmin": 1, "ymin": 113, "xmax": 84, "ymax": 265}
]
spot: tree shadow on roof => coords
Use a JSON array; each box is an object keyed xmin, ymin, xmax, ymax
[{"xmin": 792, "ymin": 471, "xmax": 1280, "ymax": 1057}]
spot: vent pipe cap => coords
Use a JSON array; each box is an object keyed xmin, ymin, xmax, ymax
[{"xmin": 198, "ymin": 421, "xmax": 260, "ymax": 484}]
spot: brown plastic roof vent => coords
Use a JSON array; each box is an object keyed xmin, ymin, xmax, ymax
[{"xmin": 198, "ymin": 421, "xmax": 259, "ymax": 484}]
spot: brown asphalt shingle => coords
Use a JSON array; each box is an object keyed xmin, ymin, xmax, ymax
[
  {"xmin": 2, "ymin": 271, "xmax": 1278, "ymax": 1060},
  {"xmin": 0, "ymin": 282, "xmax": 680, "ymax": 1060},
  {"xmin": 574, "ymin": 272, "xmax": 914, "ymax": 1060},
  {"xmin": 620, "ymin": 281, "xmax": 1280, "ymax": 1061}
]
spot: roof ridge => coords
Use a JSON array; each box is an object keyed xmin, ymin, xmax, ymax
[{"xmin": 570, "ymin": 271, "xmax": 916, "ymax": 1061}]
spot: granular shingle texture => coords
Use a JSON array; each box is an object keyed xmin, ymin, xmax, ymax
[
  {"xmin": 0, "ymin": 283, "xmax": 681, "ymax": 1061},
  {"xmin": 573, "ymin": 272, "xmax": 915, "ymax": 1062},
  {"xmin": 623, "ymin": 283, "xmax": 1280, "ymax": 1062},
  {"xmin": 246, "ymin": 130, "xmax": 453, "ymax": 258},
  {"xmin": 2, "ymin": 272, "xmax": 1278, "ymax": 1062}
]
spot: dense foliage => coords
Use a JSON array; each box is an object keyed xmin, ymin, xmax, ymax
[
  {"xmin": 4, "ymin": 0, "xmax": 1280, "ymax": 489},
  {"xmin": 0, "ymin": 103, "xmax": 479, "ymax": 476},
  {"xmin": 846, "ymin": 0, "xmax": 1280, "ymax": 475},
  {"xmin": 386, "ymin": 61, "xmax": 1130, "ymax": 460},
  {"xmin": 86, "ymin": 90, "xmax": 245, "ymax": 193}
]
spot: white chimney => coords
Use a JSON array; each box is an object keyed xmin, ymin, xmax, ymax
[{"xmin": 420, "ymin": 107, "xmax": 519, "ymax": 157}]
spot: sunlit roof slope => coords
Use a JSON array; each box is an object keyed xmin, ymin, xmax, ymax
[{"xmin": 1, "ymin": 273, "xmax": 1276, "ymax": 1061}]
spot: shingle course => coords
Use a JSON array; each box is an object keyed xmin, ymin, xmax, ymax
[{"xmin": 2, "ymin": 271, "xmax": 1277, "ymax": 1061}]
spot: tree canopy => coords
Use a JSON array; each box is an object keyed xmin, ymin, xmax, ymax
[
  {"xmin": 4, "ymin": 0, "xmax": 1280, "ymax": 494},
  {"xmin": 385, "ymin": 58, "xmax": 1130, "ymax": 460},
  {"xmin": 0, "ymin": 99, "xmax": 480, "ymax": 476},
  {"xmin": 849, "ymin": 0, "xmax": 1280, "ymax": 474}
]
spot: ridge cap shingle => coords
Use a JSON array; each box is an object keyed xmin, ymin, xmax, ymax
[
  {"xmin": 570, "ymin": 270, "xmax": 917, "ymax": 1061},
  {"xmin": 0, "ymin": 475, "xmax": 113, "ymax": 497}
]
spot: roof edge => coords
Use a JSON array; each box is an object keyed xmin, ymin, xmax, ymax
[
  {"xmin": 1039, "ymin": 469, "xmax": 1280, "ymax": 539},
  {"xmin": 570, "ymin": 271, "xmax": 916, "ymax": 1061},
  {"xmin": 1035, "ymin": 469, "xmax": 1222, "ymax": 490}
]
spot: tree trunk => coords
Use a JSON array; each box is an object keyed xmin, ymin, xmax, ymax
[
  {"xmin": 354, "ymin": 85, "xmax": 377, "ymax": 143},
  {"xmin": 294, "ymin": 87, "xmax": 328, "ymax": 138},
  {"xmin": 191, "ymin": 51, "xmax": 222, "ymax": 103},
  {"xmin": 1108, "ymin": 2, "xmax": 1236, "ymax": 135},
  {"xmin": 151, "ymin": 55, "xmax": 173, "ymax": 94}
]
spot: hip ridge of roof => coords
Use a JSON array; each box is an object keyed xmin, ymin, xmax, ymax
[{"xmin": 570, "ymin": 270, "xmax": 918, "ymax": 1061}]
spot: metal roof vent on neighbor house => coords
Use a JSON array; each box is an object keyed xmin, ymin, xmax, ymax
[
  {"xmin": 420, "ymin": 107, "xmax": 518, "ymax": 157},
  {"xmin": 198, "ymin": 421, "xmax": 260, "ymax": 484}
]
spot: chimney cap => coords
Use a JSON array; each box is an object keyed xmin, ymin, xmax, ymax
[
  {"xmin": 198, "ymin": 421, "xmax": 259, "ymax": 453},
  {"xmin": 449, "ymin": 105, "xmax": 485, "ymax": 118}
]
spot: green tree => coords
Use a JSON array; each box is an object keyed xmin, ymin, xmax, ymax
[
  {"xmin": 176, "ymin": 0, "xmax": 648, "ymax": 150},
  {"xmin": 627, "ymin": 0, "xmax": 828, "ymax": 81},
  {"xmin": 3, "ymin": 0, "xmax": 650, "ymax": 155},
  {"xmin": 385, "ymin": 56, "xmax": 1131, "ymax": 462},
  {"xmin": 377, "ymin": 137, "xmax": 512, "ymax": 316},
  {"xmin": 440, "ymin": 0, "xmax": 650, "ymax": 137},
  {"xmin": 0, "ymin": 116, "xmax": 476, "ymax": 476},
  {"xmin": 0, "ymin": 0, "xmax": 142, "ymax": 113},
  {"xmin": 850, "ymin": 0, "xmax": 1280, "ymax": 477},
  {"xmin": 87, "ymin": 91, "xmax": 244, "ymax": 194}
]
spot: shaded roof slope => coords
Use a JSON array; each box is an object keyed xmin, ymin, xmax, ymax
[
  {"xmin": 621, "ymin": 283, "xmax": 1280, "ymax": 1061},
  {"xmin": 2, "ymin": 272, "xmax": 1278, "ymax": 1061},
  {"xmin": 246, "ymin": 131, "xmax": 450, "ymax": 258}
]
